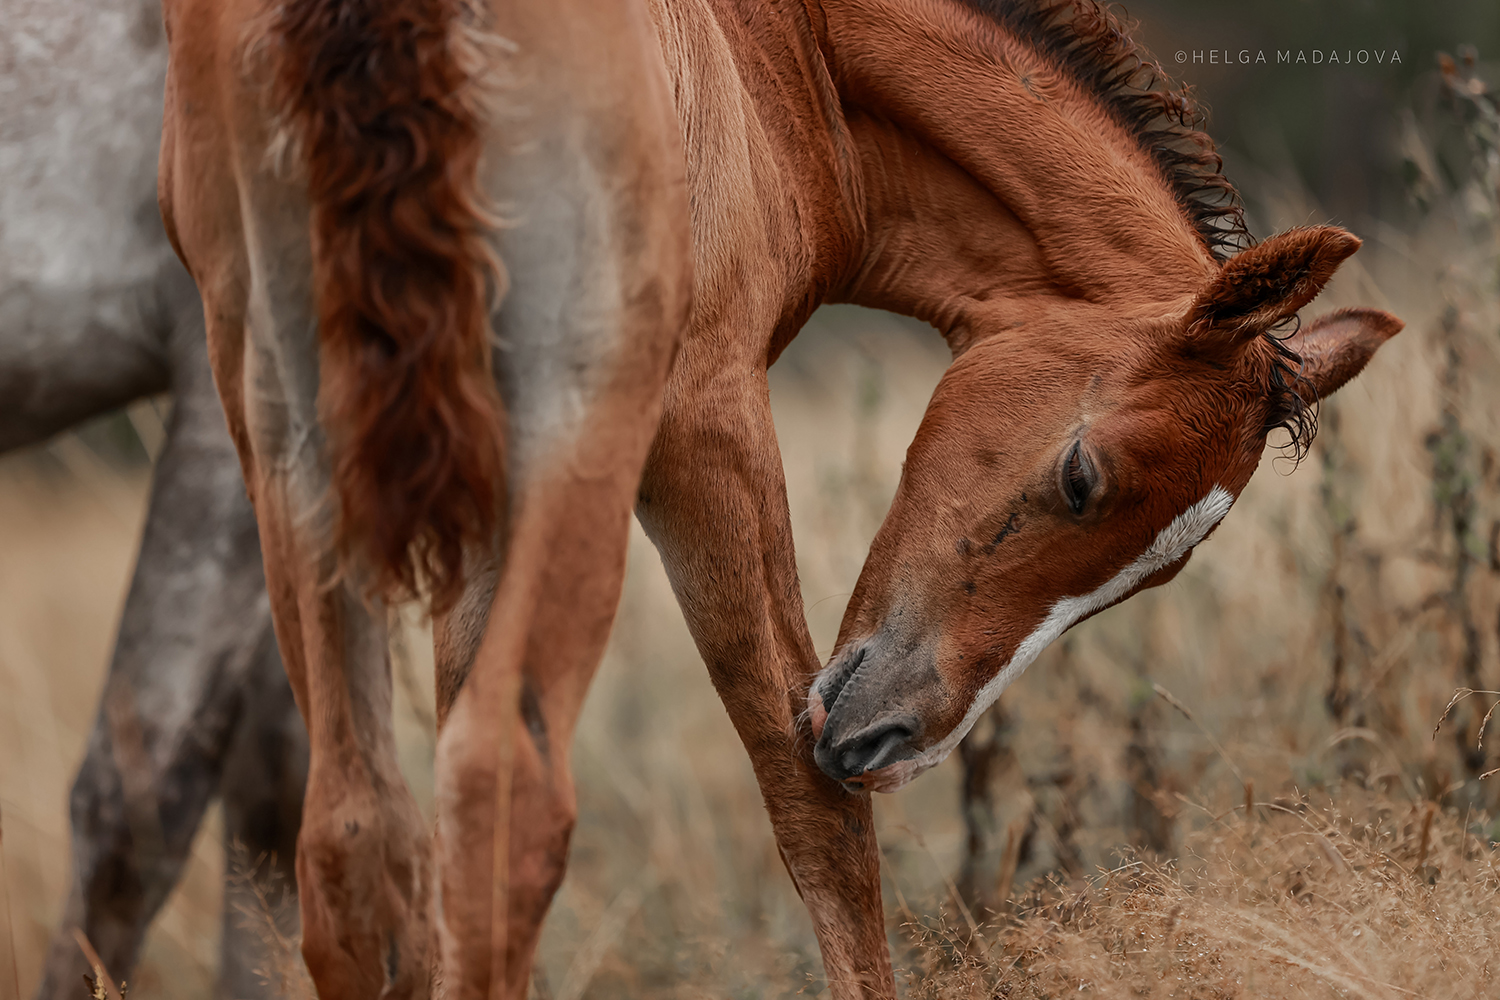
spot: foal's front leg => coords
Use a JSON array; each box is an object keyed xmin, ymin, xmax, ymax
[
  {"xmin": 638, "ymin": 368, "xmax": 895, "ymax": 999},
  {"xmin": 421, "ymin": 0, "xmax": 691, "ymax": 989}
]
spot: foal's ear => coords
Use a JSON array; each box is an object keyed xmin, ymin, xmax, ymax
[
  {"xmin": 1282, "ymin": 307, "xmax": 1404, "ymax": 400},
  {"xmin": 1189, "ymin": 226, "xmax": 1362, "ymax": 342}
]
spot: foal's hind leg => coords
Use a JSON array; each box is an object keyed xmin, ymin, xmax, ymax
[
  {"xmin": 161, "ymin": 176, "xmax": 432, "ymax": 1000},
  {"xmin": 432, "ymin": 428, "xmax": 683, "ymax": 998},
  {"xmin": 424, "ymin": 0, "xmax": 690, "ymax": 994},
  {"xmin": 218, "ymin": 366, "xmax": 431, "ymax": 999},
  {"xmin": 429, "ymin": 176, "xmax": 688, "ymax": 1000},
  {"xmin": 221, "ymin": 417, "xmax": 432, "ymax": 999},
  {"xmin": 637, "ymin": 363, "xmax": 895, "ymax": 1000}
]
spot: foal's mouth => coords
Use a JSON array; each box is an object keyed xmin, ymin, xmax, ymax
[{"xmin": 808, "ymin": 642, "xmax": 926, "ymax": 789}]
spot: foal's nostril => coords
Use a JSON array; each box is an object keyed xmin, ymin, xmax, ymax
[{"xmin": 818, "ymin": 717, "xmax": 918, "ymax": 781}]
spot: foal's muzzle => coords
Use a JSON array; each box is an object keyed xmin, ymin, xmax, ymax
[
  {"xmin": 808, "ymin": 637, "xmax": 938, "ymax": 789},
  {"xmin": 814, "ymin": 715, "xmax": 920, "ymax": 781}
]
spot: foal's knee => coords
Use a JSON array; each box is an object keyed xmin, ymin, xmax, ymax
[
  {"xmin": 294, "ymin": 797, "xmax": 379, "ymax": 977},
  {"xmin": 293, "ymin": 787, "xmax": 429, "ymax": 996}
]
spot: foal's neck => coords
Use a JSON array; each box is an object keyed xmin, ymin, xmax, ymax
[{"xmin": 817, "ymin": 0, "xmax": 1219, "ymax": 350}]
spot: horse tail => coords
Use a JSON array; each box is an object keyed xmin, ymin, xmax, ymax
[{"xmin": 268, "ymin": 0, "xmax": 505, "ymax": 611}]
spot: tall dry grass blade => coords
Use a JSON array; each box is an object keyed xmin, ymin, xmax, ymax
[
  {"xmin": 902, "ymin": 824, "xmax": 988, "ymax": 953},
  {"xmin": 886, "ymin": 856, "xmax": 917, "ymax": 926},
  {"xmin": 554, "ymin": 879, "xmax": 648, "ymax": 1000},
  {"xmin": 1313, "ymin": 832, "xmax": 1353, "ymax": 873},
  {"xmin": 1152, "ymin": 682, "xmax": 1246, "ymax": 786},
  {"xmin": 1215, "ymin": 910, "xmax": 1410, "ymax": 1000},
  {"xmin": 71, "ymin": 929, "xmax": 123, "ymax": 1000},
  {"xmin": 1478, "ymin": 697, "xmax": 1500, "ymax": 751},
  {"xmin": 0, "ymin": 805, "xmax": 18, "ymax": 1000},
  {"xmin": 225, "ymin": 843, "xmax": 312, "ymax": 998},
  {"xmin": 1414, "ymin": 801, "xmax": 1438, "ymax": 871},
  {"xmin": 1430, "ymin": 687, "xmax": 1500, "ymax": 740},
  {"xmin": 1433, "ymin": 687, "xmax": 1474, "ymax": 739},
  {"xmin": 994, "ymin": 820, "xmax": 1023, "ymax": 911}
]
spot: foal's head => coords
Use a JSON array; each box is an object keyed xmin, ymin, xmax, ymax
[{"xmin": 809, "ymin": 225, "xmax": 1401, "ymax": 791}]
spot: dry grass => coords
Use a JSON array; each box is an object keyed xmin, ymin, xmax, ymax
[
  {"xmin": 1, "ymin": 64, "xmax": 1498, "ymax": 1000},
  {"xmin": 903, "ymin": 789, "xmax": 1500, "ymax": 1000}
]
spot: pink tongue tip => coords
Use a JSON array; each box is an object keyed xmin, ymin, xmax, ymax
[{"xmin": 809, "ymin": 695, "xmax": 828, "ymax": 741}]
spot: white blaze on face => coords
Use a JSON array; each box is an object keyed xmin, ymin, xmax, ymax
[{"xmin": 902, "ymin": 484, "xmax": 1237, "ymax": 780}]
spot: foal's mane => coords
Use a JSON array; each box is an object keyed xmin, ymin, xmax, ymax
[
  {"xmin": 960, "ymin": 0, "xmax": 1252, "ymax": 260},
  {"xmin": 959, "ymin": 1, "xmax": 1317, "ymax": 455}
]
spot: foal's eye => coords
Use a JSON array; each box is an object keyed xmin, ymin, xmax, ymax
[{"xmin": 1062, "ymin": 441, "xmax": 1093, "ymax": 515}]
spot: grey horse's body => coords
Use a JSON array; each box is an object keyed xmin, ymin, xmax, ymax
[{"xmin": 1, "ymin": 2, "xmax": 303, "ymax": 995}]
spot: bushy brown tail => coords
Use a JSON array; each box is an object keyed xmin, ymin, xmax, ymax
[{"xmin": 269, "ymin": 0, "xmax": 505, "ymax": 611}]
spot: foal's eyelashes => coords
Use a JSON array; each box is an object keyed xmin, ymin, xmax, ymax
[{"xmin": 1062, "ymin": 439, "xmax": 1094, "ymax": 515}]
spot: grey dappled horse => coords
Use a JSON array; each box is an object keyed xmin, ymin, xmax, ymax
[{"xmin": 1, "ymin": 2, "xmax": 303, "ymax": 995}]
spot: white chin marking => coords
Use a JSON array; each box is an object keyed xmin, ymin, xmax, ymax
[{"xmin": 912, "ymin": 485, "xmax": 1236, "ymax": 770}]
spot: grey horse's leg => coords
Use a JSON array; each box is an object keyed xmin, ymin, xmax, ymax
[
  {"xmin": 1, "ymin": 0, "xmax": 306, "ymax": 982},
  {"xmin": 31, "ymin": 267, "xmax": 298, "ymax": 997}
]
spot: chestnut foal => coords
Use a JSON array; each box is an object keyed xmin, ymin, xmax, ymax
[{"xmin": 159, "ymin": 0, "xmax": 1400, "ymax": 997}]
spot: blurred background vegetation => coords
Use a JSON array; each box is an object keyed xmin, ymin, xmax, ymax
[
  {"xmin": 1129, "ymin": 0, "xmax": 1500, "ymax": 229},
  {"xmin": 2, "ymin": 2, "xmax": 1499, "ymax": 998}
]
